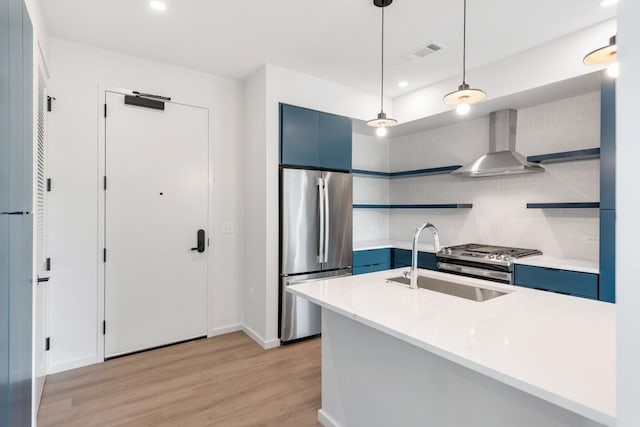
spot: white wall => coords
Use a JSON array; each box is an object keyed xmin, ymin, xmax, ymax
[
  {"xmin": 354, "ymin": 92, "xmax": 601, "ymax": 261},
  {"xmin": 393, "ymin": 19, "xmax": 616, "ymax": 124},
  {"xmin": 352, "ymin": 133, "xmax": 390, "ymax": 242},
  {"xmin": 242, "ymin": 66, "xmax": 268, "ymax": 345},
  {"xmin": 616, "ymin": 2, "xmax": 640, "ymax": 425},
  {"xmin": 24, "ymin": 0, "xmax": 48, "ymax": 63},
  {"xmin": 47, "ymin": 38, "xmax": 244, "ymax": 372}
]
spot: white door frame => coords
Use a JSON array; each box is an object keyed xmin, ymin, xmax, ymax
[{"xmin": 97, "ymin": 85, "xmax": 214, "ymax": 361}]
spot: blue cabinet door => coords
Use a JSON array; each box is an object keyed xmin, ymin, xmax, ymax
[
  {"xmin": 280, "ymin": 103, "xmax": 352, "ymax": 171},
  {"xmin": 318, "ymin": 112, "xmax": 352, "ymax": 171},
  {"xmin": 514, "ymin": 265, "xmax": 599, "ymax": 299},
  {"xmin": 353, "ymin": 249, "xmax": 391, "ymax": 275},
  {"xmin": 354, "ymin": 263, "xmax": 391, "ymax": 275},
  {"xmin": 392, "ymin": 249, "xmax": 437, "ymax": 270},
  {"xmin": 353, "ymin": 249, "xmax": 391, "ymax": 267},
  {"xmin": 599, "ymin": 210, "xmax": 615, "ymax": 302},
  {"xmin": 280, "ymin": 104, "xmax": 320, "ymax": 167}
]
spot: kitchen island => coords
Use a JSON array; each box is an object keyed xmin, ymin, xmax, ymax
[{"xmin": 288, "ymin": 269, "xmax": 615, "ymax": 427}]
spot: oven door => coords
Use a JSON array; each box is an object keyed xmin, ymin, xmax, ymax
[{"xmin": 437, "ymin": 258, "xmax": 512, "ymax": 284}]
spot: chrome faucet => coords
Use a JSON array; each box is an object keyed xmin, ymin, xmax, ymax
[{"xmin": 408, "ymin": 222, "xmax": 440, "ymax": 290}]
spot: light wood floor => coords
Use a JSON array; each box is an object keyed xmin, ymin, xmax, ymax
[{"xmin": 38, "ymin": 332, "xmax": 322, "ymax": 427}]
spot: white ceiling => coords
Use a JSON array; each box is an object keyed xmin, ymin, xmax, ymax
[{"xmin": 41, "ymin": 0, "xmax": 616, "ymax": 98}]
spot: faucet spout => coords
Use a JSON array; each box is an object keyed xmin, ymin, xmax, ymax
[{"xmin": 409, "ymin": 222, "xmax": 440, "ymax": 290}]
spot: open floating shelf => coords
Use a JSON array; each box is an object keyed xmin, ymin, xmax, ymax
[
  {"xmin": 352, "ymin": 165, "xmax": 462, "ymax": 178},
  {"xmin": 526, "ymin": 202, "xmax": 600, "ymax": 209},
  {"xmin": 353, "ymin": 204, "xmax": 473, "ymax": 209},
  {"xmin": 527, "ymin": 148, "xmax": 600, "ymax": 164}
]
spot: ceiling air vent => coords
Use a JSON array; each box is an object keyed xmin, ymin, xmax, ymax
[{"xmin": 404, "ymin": 41, "xmax": 445, "ymax": 61}]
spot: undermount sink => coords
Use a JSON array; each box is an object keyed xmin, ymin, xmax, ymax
[{"xmin": 386, "ymin": 275, "xmax": 508, "ymax": 302}]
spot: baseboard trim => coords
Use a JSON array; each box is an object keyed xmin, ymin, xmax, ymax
[
  {"xmin": 241, "ymin": 325, "xmax": 280, "ymax": 350},
  {"xmin": 318, "ymin": 409, "xmax": 341, "ymax": 427},
  {"xmin": 208, "ymin": 323, "xmax": 242, "ymax": 338},
  {"xmin": 47, "ymin": 356, "xmax": 102, "ymax": 374}
]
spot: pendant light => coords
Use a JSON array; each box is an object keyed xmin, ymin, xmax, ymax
[
  {"xmin": 584, "ymin": 35, "xmax": 618, "ymax": 78},
  {"xmin": 443, "ymin": 0, "xmax": 486, "ymax": 115},
  {"xmin": 367, "ymin": 0, "xmax": 397, "ymax": 137}
]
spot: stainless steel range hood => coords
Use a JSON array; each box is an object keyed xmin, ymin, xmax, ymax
[{"xmin": 451, "ymin": 109, "xmax": 545, "ymax": 178}]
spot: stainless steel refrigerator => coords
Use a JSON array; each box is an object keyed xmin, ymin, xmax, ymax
[{"xmin": 280, "ymin": 168, "xmax": 353, "ymax": 343}]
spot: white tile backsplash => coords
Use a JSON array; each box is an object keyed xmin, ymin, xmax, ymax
[{"xmin": 353, "ymin": 91, "xmax": 602, "ymax": 262}]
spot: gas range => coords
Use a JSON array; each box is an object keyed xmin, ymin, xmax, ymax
[{"xmin": 436, "ymin": 243, "xmax": 542, "ymax": 284}]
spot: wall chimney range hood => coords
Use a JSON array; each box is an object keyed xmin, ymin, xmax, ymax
[{"xmin": 452, "ymin": 109, "xmax": 545, "ymax": 178}]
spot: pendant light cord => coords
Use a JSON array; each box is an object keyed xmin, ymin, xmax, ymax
[
  {"xmin": 380, "ymin": 6, "xmax": 385, "ymax": 113},
  {"xmin": 462, "ymin": 0, "xmax": 467, "ymax": 84}
]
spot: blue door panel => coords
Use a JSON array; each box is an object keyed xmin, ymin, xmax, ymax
[
  {"xmin": 353, "ymin": 249, "xmax": 391, "ymax": 267},
  {"xmin": 354, "ymin": 263, "xmax": 391, "ymax": 275},
  {"xmin": 280, "ymin": 104, "xmax": 320, "ymax": 167},
  {"xmin": 4, "ymin": 1, "xmax": 33, "ymax": 424},
  {"xmin": 599, "ymin": 210, "xmax": 615, "ymax": 302},
  {"xmin": 392, "ymin": 249, "xmax": 437, "ymax": 270},
  {"xmin": 318, "ymin": 112, "xmax": 352, "ymax": 171},
  {"xmin": 514, "ymin": 265, "xmax": 598, "ymax": 299},
  {"xmin": 0, "ymin": 0, "xmax": 9, "ymax": 420}
]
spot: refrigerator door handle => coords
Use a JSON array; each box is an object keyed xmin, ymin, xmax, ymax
[
  {"xmin": 317, "ymin": 177, "xmax": 325, "ymax": 263},
  {"xmin": 323, "ymin": 178, "xmax": 330, "ymax": 263}
]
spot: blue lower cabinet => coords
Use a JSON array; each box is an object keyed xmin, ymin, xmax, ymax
[
  {"xmin": 354, "ymin": 263, "xmax": 392, "ymax": 275},
  {"xmin": 514, "ymin": 265, "xmax": 599, "ymax": 300},
  {"xmin": 353, "ymin": 249, "xmax": 391, "ymax": 267},
  {"xmin": 599, "ymin": 210, "xmax": 615, "ymax": 302},
  {"xmin": 353, "ymin": 249, "xmax": 392, "ymax": 275},
  {"xmin": 392, "ymin": 249, "xmax": 437, "ymax": 270}
]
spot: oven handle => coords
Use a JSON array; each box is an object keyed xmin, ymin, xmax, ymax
[{"xmin": 437, "ymin": 262, "xmax": 512, "ymax": 283}]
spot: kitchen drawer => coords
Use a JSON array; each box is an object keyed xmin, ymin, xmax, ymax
[
  {"xmin": 353, "ymin": 249, "xmax": 391, "ymax": 267},
  {"xmin": 353, "ymin": 263, "xmax": 391, "ymax": 275},
  {"xmin": 514, "ymin": 265, "xmax": 599, "ymax": 299},
  {"xmin": 392, "ymin": 249, "xmax": 437, "ymax": 270}
]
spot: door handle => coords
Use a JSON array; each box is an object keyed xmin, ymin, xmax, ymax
[
  {"xmin": 1, "ymin": 211, "xmax": 28, "ymax": 215},
  {"xmin": 317, "ymin": 178, "xmax": 324, "ymax": 263},
  {"xmin": 190, "ymin": 229, "xmax": 206, "ymax": 253},
  {"xmin": 323, "ymin": 178, "xmax": 329, "ymax": 263}
]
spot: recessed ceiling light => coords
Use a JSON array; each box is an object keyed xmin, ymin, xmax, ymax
[
  {"xmin": 398, "ymin": 81, "xmax": 408, "ymax": 88},
  {"xmin": 149, "ymin": 1, "xmax": 167, "ymax": 11},
  {"xmin": 600, "ymin": 0, "xmax": 617, "ymax": 7}
]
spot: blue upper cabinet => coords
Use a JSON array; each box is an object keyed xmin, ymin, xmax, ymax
[
  {"xmin": 318, "ymin": 111, "xmax": 352, "ymax": 171},
  {"xmin": 280, "ymin": 103, "xmax": 352, "ymax": 171}
]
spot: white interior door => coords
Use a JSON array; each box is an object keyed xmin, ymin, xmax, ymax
[{"xmin": 104, "ymin": 91, "xmax": 208, "ymax": 358}]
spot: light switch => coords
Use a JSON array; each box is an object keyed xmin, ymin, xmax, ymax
[{"xmin": 223, "ymin": 222, "xmax": 233, "ymax": 234}]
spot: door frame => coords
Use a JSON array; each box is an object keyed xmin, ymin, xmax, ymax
[{"xmin": 97, "ymin": 86, "xmax": 214, "ymax": 361}]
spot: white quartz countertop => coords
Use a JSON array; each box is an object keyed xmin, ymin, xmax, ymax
[
  {"xmin": 288, "ymin": 269, "xmax": 615, "ymax": 426},
  {"xmin": 514, "ymin": 255, "xmax": 599, "ymax": 274},
  {"xmin": 353, "ymin": 240, "xmax": 600, "ymax": 274},
  {"xmin": 354, "ymin": 239, "xmax": 438, "ymax": 253}
]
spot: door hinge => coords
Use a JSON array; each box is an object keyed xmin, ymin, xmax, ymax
[
  {"xmin": 46, "ymin": 178, "xmax": 52, "ymax": 192},
  {"xmin": 45, "ymin": 337, "xmax": 50, "ymax": 351},
  {"xmin": 46, "ymin": 257, "xmax": 51, "ymax": 271},
  {"xmin": 104, "ymin": 103, "xmax": 107, "ymax": 118},
  {"xmin": 47, "ymin": 96, "xmax": 55, "ymax": 112},
  {"xmin": 103, "ymin": 176, "xmax": 107, "ymax": 190},
  {"xmin": 103, "ymin": 248, "xmax": 107, "ymax": 263},
  {"xmin": 102, "ymin": 321, "xmax": 106, "ymax": 335}
]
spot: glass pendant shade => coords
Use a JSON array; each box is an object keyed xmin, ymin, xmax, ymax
[
  {"xmin": 583, "ymin": 35, "xmax": 617, "ymax": 65},
  {"xmin": 443, "ymin": 83, "xmax": 486, "ymax": 106}
]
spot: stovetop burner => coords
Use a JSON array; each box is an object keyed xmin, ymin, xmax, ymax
[{"xmin": 444, "ymin": 243, "xmax": 542, "ymax": 259}]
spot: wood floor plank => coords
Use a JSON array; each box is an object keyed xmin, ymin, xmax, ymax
[{"xmin": 38, "ymin": 332, "xmax": 322, "ymax": 427}]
